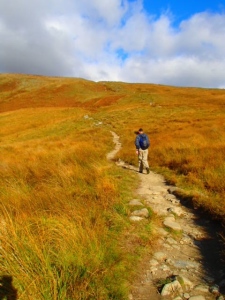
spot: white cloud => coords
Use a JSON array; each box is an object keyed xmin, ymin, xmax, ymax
[{"xmin": 0, "ymin": 0, "xmax": 225, "ymax": 88}]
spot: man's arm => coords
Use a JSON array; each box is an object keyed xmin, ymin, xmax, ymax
[{"xmin": 135, "ymin": 135, "xmax": 140, "ymax": 149}]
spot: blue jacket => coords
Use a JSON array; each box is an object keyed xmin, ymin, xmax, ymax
[{"xmin": 135, "ymin": 133, "xmax": 150, "ymax": 150}]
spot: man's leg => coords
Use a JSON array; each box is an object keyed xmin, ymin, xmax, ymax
[
  {"xmin": 142, "ymin": 149, "xmax": 150, "ymax": 173},
  {"xmin": 138, "ymin": 150, "xmax": 144, "ymax": 173}
]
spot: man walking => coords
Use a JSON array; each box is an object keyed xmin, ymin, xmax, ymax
[{"xmin": 135, "ymin": 128, "xmax": 150, "ymax": 174}]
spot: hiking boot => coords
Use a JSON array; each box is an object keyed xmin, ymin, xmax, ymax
[{"xmin": 146, "ymin": 168, "xmax": 150, "ymax": 174}]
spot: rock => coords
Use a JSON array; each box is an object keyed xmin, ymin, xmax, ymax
[
  {"xmin": 129, "ymin": 216, "xmax": 144, "ymax": 222},
  {"xmin": 166, "ymin": 258, "xmax": 174, "ymax": 265},
  {"xmin": 167, "ymin": 207, "xmax": 184, "ymax": 216},
  {"xmin": 168, "ymin": 187, "xmax": 180, "ymax": 194},
  {"xmin": 172, "ymin": 199, "xmax": 181, "ymax": 204},
  {"xmin": 172, "ymin": 245, "xmax": 181, "ymax": 250},
  {"xmin": 166, "ymin": 237, "xmax": 178, "ymax": 245},
  {"xmin": 183, "ymin": 293, "xmax": 190, "ymax": 299},
  {"xmin": 163, "ymin": 219, "xmax": 182, "ymax": 231},
  {"xmin": 164, "ymin": 215, "xmax": 176, "ymax": 222},
  {"xmin": 173, "ymin": 297, "xmax": 183, "ymax": 300},
  {"xmin": 194, "ymin": 284, "xmax": 209, "ymax": 293},
  {"xmin": 154, "ymin": 252, "xmax": 167, "ymax": 261},
  {"xmin": 160, "ymin": 264, "xmax": 171, "ymax": 272},
  {"xmin": 161, "ymin": 280, "xmax": 183, "ymax": 296},
  {"xmin": 189, "ymin": 296, "xmax": 206, "ymax": 300},
  {"xmin": 180, "ymin": 236, "xmax": 193, "ymax": 245},
  {"xmin": 150, "ymin": 267, "xmax": 158, "ymax": 274},
  {"xmin": 165, "ymin": 194, "xmax": 177, "ymax": 201},
  {"xmin": 131, "ymin": 208, "xmax": 149, "ymax": 218},
  {"xmin": 164, "ymin": 243, "xmax": 172, "ymax": 249},
  {"xmin": 149, "ymin": 259, "xmax": 159, "ymax": 266},
  {"xmin": 128, "ymin": 199, "xmax": 144, "ymax": 206},
  {"xmin": 217, "ymin": 295, "xmax": 224, "ymax": 300}
]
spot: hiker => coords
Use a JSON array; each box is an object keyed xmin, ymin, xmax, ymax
[{"xmin": 135, "ymin": 128, "xmax": 150, "ymax": 174}]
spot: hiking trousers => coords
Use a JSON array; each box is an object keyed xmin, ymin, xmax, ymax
[{"xmin": 138, "ymin": 149, "xmax": 149, "ymax": 172}]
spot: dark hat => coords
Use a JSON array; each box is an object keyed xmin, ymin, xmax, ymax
[{"xmin": 138, "ymin": 128, "xmax": 143, "ymax": 132}]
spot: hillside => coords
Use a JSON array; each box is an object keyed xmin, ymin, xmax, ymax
[
  {"xmin": 2, "ymin": 73, "xmax": 224, "ymax": 217},
  {"xmin": 0, "ymin": 73, "xmax": 225, "ymax": 299}
]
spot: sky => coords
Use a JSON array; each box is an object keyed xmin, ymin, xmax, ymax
[{"xmin": 1, "ymin": 0, "xmax": 225, "ymax": 88}]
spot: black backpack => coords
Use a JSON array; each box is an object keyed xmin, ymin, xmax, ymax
[{"xmin": 139, "ymin": 134, "xmax": 150, "ymax": 150}]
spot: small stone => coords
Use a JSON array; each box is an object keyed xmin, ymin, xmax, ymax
[
  {"xmin": 165, "ymin": 215, "xmax": 176, "ymax": 221},
  {"xmin": 161, "ymin": 280, "xmax": 183, "ymax": 296},
  {"xmin": 168, "ymin": 187, "xmax": 180, "ymax": 194},
  {"xmin": 165, "ymin": 194, "xmax": 177, "ymax": 201},
  {"xmin": 217, "ymin": 295, "xmax": 224, "ymax": 300},
  {"xmin": 183, "ymin": 293, "xmax": 190, "ymax": 299},
  {"xmin": 189, "ymin": 296, "xmax": 206, "ymax": 300},
  {"xmin": 164, "ymin": 243, "xmax": 172, "ymax": 250},
  {"xmin": 166, "ymin": 258, "xmax": 174, "ymax": 265},
  {"xmin": 160, "ymin": 264, "xmax": 170, "ymax": 271},
  {"xmin": 129, "ymin": 216, "xmax": 144, "ymax": 222},
  {"xmin": 172, "ymin": 245, "xmax": 181, "ymax": 250},
  {"xmin": 180, "ymin": 236, "xmax": 193, "ymax": 245},
  {"xmin": 150, "ymin": 267, "xmax": 158, "ymax": 274},
  {"xmin": 173, "ymin": 199, "xmax": 181, "ymax": 204},
  {"xmin": 194, "ymin": 284, "xmax": 209, "ymax": 293},
  {"xmin": 149, "ymin": 259, "xmax": 159, "ymax": 266},
  {"xmin": 154, "ymin": 252, "xmax": 167, "ymax": 261},
  {"xmin": 167, "ymin": 237, "xmax": 178, "ymax": 245},
  {"xmin": 131, "ymin": 208, "xmax": 149, "ymax": 218},
  {"xmin": 168, "ymin": 207, "xmax": 184, "ymax": 216},
  {"xmin": 163, "ymin": 219, "xmax": 182, "ymax": 231}
]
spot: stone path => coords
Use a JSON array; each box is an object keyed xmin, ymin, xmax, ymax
[{"xmin": 108, "ymin": 132, "xmax": 225, "ymax": 300}]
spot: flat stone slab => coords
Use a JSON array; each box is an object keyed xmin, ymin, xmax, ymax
[{"xmin": 163, "ymin": 219, "xmax": 182, "ymax": 231}]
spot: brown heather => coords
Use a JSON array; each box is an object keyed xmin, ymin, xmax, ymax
[{"xmin": 0, "ymin": 73, "xmax": 225, "ymax": 299}]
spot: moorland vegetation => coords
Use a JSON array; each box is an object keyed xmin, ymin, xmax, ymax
[{"xmin": 0, "ymin": 73, "xmax": 225, "ymax": 299}]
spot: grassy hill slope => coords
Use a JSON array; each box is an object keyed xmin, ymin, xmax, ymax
[{"xmin": 0, "ymin": 73, "xmax": 225, "ymax": 299}]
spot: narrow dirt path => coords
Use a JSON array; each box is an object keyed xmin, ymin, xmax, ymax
[{"xmin": 108, "ymin": 132, "xmax": 225, "ymax": 300}]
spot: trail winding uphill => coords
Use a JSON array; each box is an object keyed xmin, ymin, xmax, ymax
[{"xmin": 108, "ymin": 131, "xmax": 225, "ymax": 300}]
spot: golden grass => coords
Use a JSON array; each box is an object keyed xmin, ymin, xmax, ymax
[{"xmin": 1, "ymin": 73, "xmax": 225, "ymax": 298}]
